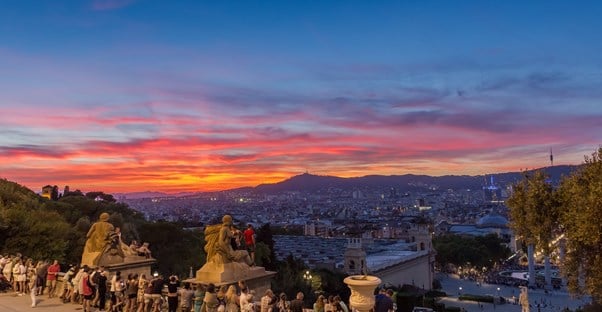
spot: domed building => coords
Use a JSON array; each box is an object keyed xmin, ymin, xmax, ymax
[
  {"xmin": 440, "ymin": 210, "xmax": 516, "ymax": 252},
  {"xmin": 477, "ymin": 213, "xmax": 509, "ymax": 228}
]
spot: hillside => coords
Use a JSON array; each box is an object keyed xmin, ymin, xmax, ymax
[{"xmin": 253, "ymin": 165, "xmax": 578, "ymax": 194}]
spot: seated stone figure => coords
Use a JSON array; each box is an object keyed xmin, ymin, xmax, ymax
[
  {"xmin": 205, "ymin": 215, "xmax": 253, "ymax": 266},
  {"xmin": 81, "ymin": 212, "xmax": 115, "ymax": 267}
]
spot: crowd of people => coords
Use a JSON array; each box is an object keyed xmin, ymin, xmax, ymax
[
  {"xmin": 0, "ymin": 253, "xmax": 370, "ymax": 312},
  {"xmin": 0, "ymin": 253, "xmax": 61, "ymax": 307}
]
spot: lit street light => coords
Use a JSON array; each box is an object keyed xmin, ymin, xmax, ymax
[
  {"xmin": 303, "ymin": 270, "xmax": 313, "ymax": 286},
  {"xmin": 458, "ymin": 286, "xmax": 462, "ymax": 296},
  {"xmin": 497, "ymin": 287, "xmax": 501, "ymax": 297}
]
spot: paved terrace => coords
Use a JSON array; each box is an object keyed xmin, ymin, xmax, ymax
[
  {"xmin": 438, "ymin": 273, "xmax": 590, "ymax": 312},
  {"xmin": 0, "ymin": 292, "xmax": 83, "ymax": 312}
]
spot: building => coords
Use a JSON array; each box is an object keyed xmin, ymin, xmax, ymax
[{"xmin": 343, "ymin": 237, "xmax": 435, "ymax": 290}]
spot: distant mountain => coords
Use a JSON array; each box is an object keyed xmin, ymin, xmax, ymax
[
  {"xmin": 116, "ymin": 165, "xmax": 579, "ymax": 198},
  {"xmin": 253, "ymin": 165, "xmax": 578, "ymax": 194},
  {"xmin": 115, "ymin": 191, "xmax": 180, "ymax": 199}
]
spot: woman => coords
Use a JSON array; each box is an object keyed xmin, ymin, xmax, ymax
[
  {"xmin": 137, "ymin": 274, "xmax": 149, "ymax": 312},
  {"xmin": 313, "ymin": 295, "xmax": 325, "ymax": 312},
  {"xmin": 276, "ymin": 293, "xmax": 290, "ymax": 312},
  {"xmin": 225, "ymin": 285, "xmax": 239, "ymax": 312},
  {"xmin": 126, "ymin": 273, "xmax": 140, "ymax": 312},
  {"xmin": 193, "ymin": 284, "xmax": 206, "ymax": 312},
  {"xmin": 216, "ymin": 285, "xmax": 227, "ymax": 312}
]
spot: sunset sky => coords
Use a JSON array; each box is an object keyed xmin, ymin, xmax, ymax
[{"xmin": 1, "ymin": 1, "xmax": 602, "ymax": 193}]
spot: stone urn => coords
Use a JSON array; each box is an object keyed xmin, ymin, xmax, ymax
[{"xmin": 344, "ymin": 275, "xmax": 382, "ymax": 312}]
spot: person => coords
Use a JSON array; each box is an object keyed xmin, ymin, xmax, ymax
[
  {"xmin": 47, "ymin": 260, "xmax": 61, "ymax": 298},
  {"xmin": 136, "ymin": 274, "xmax": 149, "ymax": 312},
  {"xmin": 289, "ymin": 292, "xmax": 304, "ymax": 312},
  {"xmin": 261, "ymin": 289, "xmax": 276, "ymax": 312},
  {"xmin": 193, "ymin": 284, "xmax": 206, "ymax": 312},
  {"xmin": 313, "ymin": 295, "xmax": 325, "ymax": 312},
  {"xmin": 82, "ymin": 212, "xmax": 115, "ymax": 267},
  {"xmin": 277, "ymin": 293, "xmax": 290, "ymax": 312},
  {"xmin": 29, "ymin": 261, "xmax": 38, "ymax": 307},
  {"xmin": 333, "ymin": 296, "xmax": 348, "ymax": 312},
  {"xmin": 82, "ymin": 267, "xmax": 95, "ymax": 312},
  {"xmin": 240, "ymin": 289, "xmax": 255, "ymax": 312},
  {"xmin": 72, "ymin": 265, "xmax": 86, "ymax": 304},
  {"xmin": 167, "ymin": 275, "xmax": 179, "ymax": 312},
  {"xmin": 225, "ymin": 284, "xmax": 239, "ymax": 312},
  {"xmin": 150, "ymin": 273, "xmax": 165, "ymax": 312},
  {"xmin": 138, "ymin": 243, "xmax": 152, "ymax": 258},
  {"xmin": 204, "ymin": 283, "xmax": 219, "ymax": 312},
  {"xmin": 243, "ymin": 224, "xmax": 256, "ymax": 263},
  {"xmin": 217, "ymin": 285, "xmax": 227, "ymax": 312},
  {"xmin": 59, "ymin": 265, "xmax": 76, "ymax": 302},
  {"xmin": 374, "ymin": 288, "xmax": 393, "ymax": 312},
  {"xmin": 519, "ymin": 287, "xmax": 530, "ymax": 312},
  {"xmin": 15, "ymin": 258, "xmax": 26, "ymax": 295},
  {"xmin": 180, "ymin": 283, "xmax": 195, "ymax": 312},
  {"xmin": 114, "ymin": 272, "xmax": 126, "ymax": 312},
  {"xmin": 96, "ymin": 267, "xmax": 109, "ymax": 312},
  {"xmin": 35, "ymin": 260, "xmax": 48, "ymax": 296},
  {"xmin": 124, "ymin": 273, "xmax": 139, "ymax": 312}
]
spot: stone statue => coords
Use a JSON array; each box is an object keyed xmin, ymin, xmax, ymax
[
  {"xmin": 81, "ymin": 212, "xmax": 115, "ymax": 267},
  {"xmin": 519, "ymin": 286, "xmax": 530, "ymax": 312},
  {"xmin": 204, "ymin": 215, "xmax": 253, "ymax": 266}
]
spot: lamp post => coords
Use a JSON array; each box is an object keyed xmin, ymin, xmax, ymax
[
  {"xmin": 458, "ymin": 286, "xmax": 462, "ymax": 296},
  {"xmin": 496, "ymin": 287, "xmax": 501, "ymax": 297},
  {"xmin": 303, "ymin": 270, "xmax": 313, "ymax": 286}
]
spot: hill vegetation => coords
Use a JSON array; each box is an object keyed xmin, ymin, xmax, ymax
[{"xmin": 0, "ymin": 179, "xmax": 202, "ymax": 276}]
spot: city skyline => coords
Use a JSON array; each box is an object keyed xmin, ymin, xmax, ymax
[{"xmin": 1, "ymin": 1, "xmax": 602, "ymax": 193}]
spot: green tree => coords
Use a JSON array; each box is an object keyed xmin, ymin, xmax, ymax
[
  {"xmin": 433, "ymin": 234, "xmax": 510, "ymax": 269},
  {"xmin": 138, "ymin": 221, "xmax": 204, "ymax": 277},
  {"xmin": 558, "ymin": 148, "xmax": 602, "ymax": 302},
  {"xmin": 256, "ymin": 223, "xmax": 277, "ymax": 270},
  {"xmin": 507, "ymin": 170, "xmax": 560, "ymax": 287}
]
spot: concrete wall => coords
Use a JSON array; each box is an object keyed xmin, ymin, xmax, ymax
[{"xmin": 374, "ymin": 253, "xmax": 433, "ymax": 290}]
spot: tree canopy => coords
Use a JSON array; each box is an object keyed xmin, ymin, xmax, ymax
[
  {"xmin": 508, "ymin": 147, "xmax": 602, "ymax": 302},
  {"xmin": 433, "ymin": 234, "xmax": 510, "ymax": 269},
  {"xmin": 558, "ymin": 148, "xmax": 602, "ymax": 302},
  {"xmin": 507, "ymin": 170, "xmax": 560, "ymax": 255}
]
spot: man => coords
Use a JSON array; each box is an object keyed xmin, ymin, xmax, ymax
[
  {"xmin": 47, "ymin": 260, "xmax": 61, "ymax": 298},
  {"xmin": 243, "ymin": 224, "xmax": 256, "ymax": 263},
  {"xmin": 289, "ymin": 292, "xmax": 304, "ymax": 312},
  {"xmin": 96, "ymin": 266, "xmax": 108, "ymax": 312},
  {"xmin": 150, "ymin": 273, "xmax": 165, "ymax": 312},
  {"xmin": 374, "ymin": 288, "xmax": 393, "ymax": 312}
]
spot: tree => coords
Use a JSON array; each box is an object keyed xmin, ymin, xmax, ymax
[
  {"xmin": 256, "ymin": 223, "xmax": 277, "ymax": 270},
  {"xmin": 558, "ymin": 148, "xmax": 602, "ymax": 302},
  {"xmin": 507, "ymin": 170, "xmax": 560, "ymax": 287}
]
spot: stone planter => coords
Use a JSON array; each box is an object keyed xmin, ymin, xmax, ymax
[{"xmin": 344, "ymin": 275, "xmax": 382, "ymax": 312}]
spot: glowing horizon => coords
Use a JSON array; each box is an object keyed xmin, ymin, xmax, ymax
[{"xmin": 1, "ymin": 1, "xmax": 602, "ymax": 193}]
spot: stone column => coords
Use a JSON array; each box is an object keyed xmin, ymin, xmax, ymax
[{"xmin": 528, "ymin": 244, "xmax": 535, "ymax": 288}]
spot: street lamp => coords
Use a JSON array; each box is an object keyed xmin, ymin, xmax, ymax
[
  {"xmin": 303, "ymin": 270, "xmax": 313, "ymax": 286},
  {"xmin": 496, "ymin": 287, "xmax": 501, "ymax": 297},
  {"xmin": 458, "ymin": 286, "xmax": 462, "ymax": 296}
]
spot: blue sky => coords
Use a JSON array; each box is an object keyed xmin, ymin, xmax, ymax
[{"xmin": 1, "ymin": 0, "xmax": 601, "ymax": 192}]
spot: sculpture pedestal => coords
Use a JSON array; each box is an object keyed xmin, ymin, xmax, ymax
[
  {"xmin": 344, "ymin": 275, "xmax": 382, "ymax": 312},
  {"xmin": 185, "ymin": 263, "xmax": 276, "ymax": 296},
  {"xmin": 105, "ymin": 258, "xmax": 156, "ymax": 278}
]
